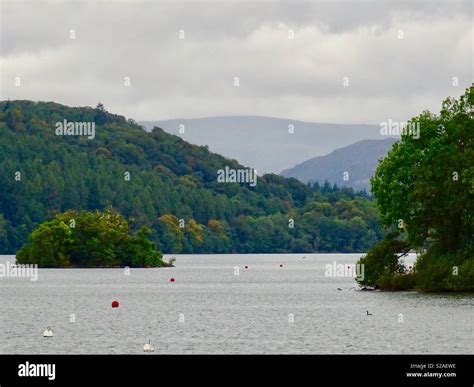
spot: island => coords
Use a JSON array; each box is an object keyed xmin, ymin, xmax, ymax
[{"xmin": 16, "ymin": 209, "xmax": 167, "ymax": 268}]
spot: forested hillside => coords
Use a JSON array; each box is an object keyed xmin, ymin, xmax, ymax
[{"xmin": 0, "ymin": 100, "xmax": 384, "ymax": 254}]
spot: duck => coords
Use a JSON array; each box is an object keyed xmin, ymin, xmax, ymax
[
  {"xmin": 143, "ymin": 339, "xmax": 154, "ymax": 352},
  {"xmin": 43, "ymin": 326, "xmax": 53, "ymax": 337}
]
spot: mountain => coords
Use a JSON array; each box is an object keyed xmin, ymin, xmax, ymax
[
  {"xmin": 281, "ymin": 138, "xmax": 398, "ymax": 192},
  {"xmin": 0, "ymin": 101, "xmax": 385, "ymax": 254},
  {"xmin": 140, "ymin": 116, "xmax": 384, "ymax": 174}
]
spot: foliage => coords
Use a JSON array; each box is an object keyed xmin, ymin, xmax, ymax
[
  {"xmin": 356, "ymin": 232, "xmax": 410, "ymax": 288},
  {"xmin": 368, "ymin": 85, "xmax": 474, "ymax": 291},
  {"xmin": 16, "ymin": 209, "xmax": 164, "ymax": 267},
  {"xmin": 0, "ymin": 100, "xmax": 384, "ymax": 255},
  {"xmin": 414, "ymin": 244, "xmax": 474, "ymax": 292}
]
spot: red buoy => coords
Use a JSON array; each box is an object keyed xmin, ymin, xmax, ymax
[
  {"xmin": 280, "ymin": 264, "xmax": 283, "ymax": 268},
  {"xmin": 111, "ymin": 300, "xmax": 119, "ymax": 308},
  {"xmin": 244, "ymin": 265, "xmax": 249, "ymax": 269},
  {"xmin": 170, "ymin": 277, "xmax": 175, "ymax": 282}
]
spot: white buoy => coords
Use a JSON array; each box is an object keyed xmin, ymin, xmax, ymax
[
  {"xmin": 43, "ymin": 327, "xmax": 53, "ymax": 337},
  {"xmin": 143, "ymin": 340, "xmax": 154, "ymax": 352}
]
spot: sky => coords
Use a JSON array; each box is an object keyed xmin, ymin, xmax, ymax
[{"xmin": 0, "ymin": 0, "xmax": 472, "ymax": 124}]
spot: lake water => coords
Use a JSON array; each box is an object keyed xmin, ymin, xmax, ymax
[{"xmin": 0, "ymin": 254, "xmax": 472, "ymax": 354}]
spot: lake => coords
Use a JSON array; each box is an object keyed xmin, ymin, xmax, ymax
[{"xmin": 0, "ymin": 254, "xmax": 472, "ymax": 354}]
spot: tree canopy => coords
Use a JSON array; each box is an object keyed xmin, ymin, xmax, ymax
[
  {"xmin": 16, "ymin": 209, "xmax": 164, "ymax": 267},
  {"xmin": 358, "ymin": 85, "xmax": 474, "ymax": 291},
  {"xmin": 0, "ymin": 100, "xmax": 385, "ymax": 255}
]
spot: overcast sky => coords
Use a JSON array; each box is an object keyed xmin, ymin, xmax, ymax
[{"xmin": 0, "ymin": 0, "xmax": 472, "ymax": 124}]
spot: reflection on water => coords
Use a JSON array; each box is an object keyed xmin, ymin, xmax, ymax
[{"xmin": 0, "ymin": 254, "xmax": 472, "ymax": 354}]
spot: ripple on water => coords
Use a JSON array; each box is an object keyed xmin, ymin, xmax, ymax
[{"xmin": 0, "ymin": 254, "xmax": 472, "ymax": 354}]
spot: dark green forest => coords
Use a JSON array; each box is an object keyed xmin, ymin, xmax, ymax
[{"xmin": 0, "ymin": 100, "xmax": 384, "ymax": 255}]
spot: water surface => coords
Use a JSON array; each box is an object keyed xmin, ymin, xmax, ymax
[{"xmin": 0, "ymin": 254, "xmax": 472, "ymax": 354}]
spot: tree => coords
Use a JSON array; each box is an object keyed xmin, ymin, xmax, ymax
[
  {"xmin": 157, "ymin": 214, "xmax": 185, "ymax": 253},
  {"xmin": 94, "ymin": 102, "xmax": 108, "ymax": 125},
  {"xmin": 369, "ymin": 85, "xmax": 474, "ymax": 291},
  {"xmin": 0, "ymin": 214, "xmax": 13, "ymax": 252},
  {"xmin": 6, "ymin": 107, "xmax": 26, "ymax": 132},
  {"xmin": 16, "ymin": 220, "xmax": 72, "ymax": 267},
  {"xmin": 16, "ymin": 209, "xmax": 164, "ymax": 267},
  {"xmin": 356, "ymin": 232, "xmax": 411, "ymax": 289}
]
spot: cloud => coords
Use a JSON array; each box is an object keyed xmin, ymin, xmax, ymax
[{"xmin": 0, "ymin": 0, "xmax": 472, "ymax": 123}]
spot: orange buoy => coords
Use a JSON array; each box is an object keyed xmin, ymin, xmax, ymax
[{"xmin": 111, "ymin": 300, "xmax": 119, "ymax": 308}]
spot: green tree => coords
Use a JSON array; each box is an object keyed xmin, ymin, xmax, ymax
[
  {"xmin": 356, "ymin": 232, "xmax": 411, "ymax": 289},
  {"xmin": 16, "ymin": 209, "xmax": 164, "ymax": 267},
  {"xmin": 369, "ymin": 85, "xmax": 474, "ymax": 291}
]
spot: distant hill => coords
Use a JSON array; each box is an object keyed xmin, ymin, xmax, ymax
[
  {"xmin": 280, "ymin": 138, "xmax": 398, "ymax": 192},
  {"xmin": 140, "ymin": 116, "xmax": 384, "ymax": 174}
]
